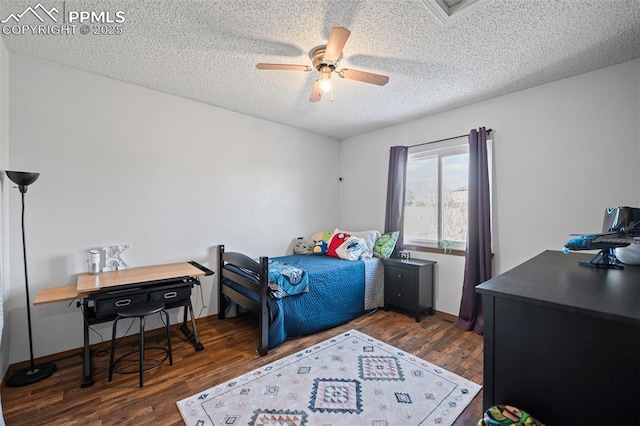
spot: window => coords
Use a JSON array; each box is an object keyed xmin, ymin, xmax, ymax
[{"xmin": 404, "ymin": 141, "xmax": 470, "ymax": 251}]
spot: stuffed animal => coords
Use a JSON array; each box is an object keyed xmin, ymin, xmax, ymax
[
  {"xmin": 326, "ymin": 232, "xmax": 350, "ymax": 257},
  {"xmin": 310, "ymin": 231, "xmax": 333, "ymax": 242},
  {"xmin": 313, "ymin": 240, "xmax": 328, "ymax": 255},
  {"xmin": 478, "ymin": 405, "xmax": 544, "ymax": 426},
  {"xmin": 294, "ymin": 238, "xmax": 315, "ymax": 255}
]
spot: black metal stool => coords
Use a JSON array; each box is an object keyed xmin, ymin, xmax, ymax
[{"xmin": 108, "ymin": 300, "xmax": 173, "ymax": 387}]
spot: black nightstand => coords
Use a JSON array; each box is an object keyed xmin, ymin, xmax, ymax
[{"xmin": 383, "ymin": 257, "xmax": 436, "ymax": 322}]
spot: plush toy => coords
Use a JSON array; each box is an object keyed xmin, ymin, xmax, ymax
[
  {"xmin": 313, "ymin": 240, "xmax": 328, "ymax": 255},
  {"xmin": 326, "ymin": 232, "xmax": 350, "ymax": 257},
  {"xmin": 310, "ymin": 231, "xmax": 333, "ymax": 242},
  {"xmin": 294, "ymin": 238, "xmax": 315, "ymax": 255},
  {"xmin": 477, "ymin": 405, "xmax": 544, "ymax": 426}
]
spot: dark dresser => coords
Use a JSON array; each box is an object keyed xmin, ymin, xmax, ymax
[{"xmin": 476, "ymin": 250, "xmax": 640, "ymax": 425}]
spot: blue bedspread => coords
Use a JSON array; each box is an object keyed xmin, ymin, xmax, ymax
[{"xmin": 223, "ymin": 255, "xmax": 367, "ymax": 349}]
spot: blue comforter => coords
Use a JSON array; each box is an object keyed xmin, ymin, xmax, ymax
[{"xmin": 223, "ymin": 255, "xmax": 367, "ymax": 349}]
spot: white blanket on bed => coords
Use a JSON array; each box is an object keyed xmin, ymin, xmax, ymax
[{"xmin": 363, "ymin": 257, "xmax": 385, "ymax": 310}]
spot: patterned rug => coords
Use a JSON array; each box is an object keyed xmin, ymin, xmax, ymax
[{"xmin": 177, "ymin": 329, "xmax": 481, "ymax": 426}]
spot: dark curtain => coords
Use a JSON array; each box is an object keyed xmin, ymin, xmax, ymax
[
  {"xmin": 384, "ymin": 146, "xmax": 408, "ymax": 253},
  {"xmin": 456, "ymin": 127, "xmax": 491, "ymax": 335}
]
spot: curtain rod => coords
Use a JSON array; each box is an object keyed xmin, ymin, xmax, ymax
[{"xmin": 408, "ymin": 128, "xmax": 492, "ymax": 148}]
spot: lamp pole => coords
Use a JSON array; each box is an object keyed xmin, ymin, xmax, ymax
[
  {"xmin": 20, "ymin": 190, "xmax": 36, "ymax": 373},
  {"xmin": 5, "ymin": 171, "xmax": 56, "ymax": 387}
]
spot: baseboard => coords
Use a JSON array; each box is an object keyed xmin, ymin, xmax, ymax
[
  {"xmin": 4, "ymin": 347, "xmax": 78, "ymax": 374},
  {"xmin": 434, "ymin": 310, "xmax": 458, "ymax": 323}
]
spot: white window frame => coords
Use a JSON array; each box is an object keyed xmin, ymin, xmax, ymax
[
  {"xmin": 404, "ymin": 136, "xmax": 493, "ymax": 253},
  {"xmin": 404, "ymin": 140, "xmax": 471, "ymax": 251}
]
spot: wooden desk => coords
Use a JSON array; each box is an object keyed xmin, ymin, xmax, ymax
[
  {"xmin": 36, "ymin": 261, "xmax": 213, "ymax": 387},
  {"xmin": 76, "ymin": 262, "xmax": 205, "ymax": 292},
  {"xmin": 34, "ymin": 285, "xmax": 82, "ymax": 305},
  {"xmin": 476, "ymin": 250, "xmax": 640, "ymax": 424}
]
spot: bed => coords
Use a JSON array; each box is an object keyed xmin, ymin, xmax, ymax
[{"xmin": 217, "ymin": 244, "xmax": 385, "ymax": 355}]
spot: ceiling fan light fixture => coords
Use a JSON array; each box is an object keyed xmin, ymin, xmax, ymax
[{"xmin": 319, "ymin": 73, "xmax": 332, "ymax": 93}]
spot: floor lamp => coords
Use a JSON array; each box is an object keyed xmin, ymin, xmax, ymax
[{"xmin": 5, "ymin": 170, "xmax": 56, "ymax": 387}]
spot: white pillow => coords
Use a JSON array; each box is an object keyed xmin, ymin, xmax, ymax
[{"xmin": 333, "ymin": 228, "xmax": 380, "ymax": 254}]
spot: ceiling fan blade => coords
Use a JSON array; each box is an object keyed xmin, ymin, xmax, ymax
[
  {"xmin": 309, "ymin": 80, "xmax": 322, "ymax": 102},
  {"xmin": 324, "ymin": 27, "xmax": 351, "ymax": 62},
  {"xmin": 256, "ymin": 63, "xmax": 312, "ymax": 71},
  {"xmin": 339, "ymin": 69, "xmax": 389, "ymax": 86}
]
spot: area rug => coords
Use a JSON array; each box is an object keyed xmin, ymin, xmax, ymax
[{"xmin": 177, "ymin": 329, "xmax": 481, "ymax": 425}]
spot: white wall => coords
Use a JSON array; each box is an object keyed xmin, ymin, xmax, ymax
[
  {"xmin": 340, "ymin": 59, "xmax": 640, "ymax": 315},
  {"xmin": 5, "ymin": 53, "xmax": 340, "ymax": 364},
  {"xmin": 0, "ymin": 37, "xmax": 9, "ymax": 422}
]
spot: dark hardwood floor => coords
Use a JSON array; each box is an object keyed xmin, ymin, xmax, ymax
[{"xmin": 1, "ymin": 310, "xmax": 483, "ymax": 425}]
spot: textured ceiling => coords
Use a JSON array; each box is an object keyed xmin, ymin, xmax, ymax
[{"xmin": 1, "ymin": 0, "xmax": 640, "ymax": 139}]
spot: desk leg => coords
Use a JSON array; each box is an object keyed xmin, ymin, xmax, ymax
[
  {"xmin": 81, "ymin": 311, "xmax": 94, "ymax": 388},
  {"xmin": 180, "ymin": 299, "xmax": 204, "ymax": 351}
]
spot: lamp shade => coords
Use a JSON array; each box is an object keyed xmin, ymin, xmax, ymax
[{"xmin": 5, "ymin": 171, "xmax": 39, "ymax": 193}]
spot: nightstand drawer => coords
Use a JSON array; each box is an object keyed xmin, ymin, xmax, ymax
[
  {"xmin": 385, "ymin": 285, "xmax": 417, "ymax": 309},
  {"xmin": 386, "ymin": 265, "xmax": 416, "ymax": 287}
]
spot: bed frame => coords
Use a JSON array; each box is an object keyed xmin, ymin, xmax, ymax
[{"xmin": 217, "ymin": 244, "xmax": 270, "ymax": 356}]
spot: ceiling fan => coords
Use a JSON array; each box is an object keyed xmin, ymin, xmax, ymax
[{"xmin": 256, "ymin": 27, "xmax": 389, "ymax": 102}]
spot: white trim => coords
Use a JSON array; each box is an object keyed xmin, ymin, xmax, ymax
[{"xmin": 404, "ymin": 237, "xmax": 466, "ymax": 251}]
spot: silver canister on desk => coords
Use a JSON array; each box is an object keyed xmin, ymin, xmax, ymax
[{"xmin": 88, "ymin": 249, "xmax": 101, "ymax": 274}]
